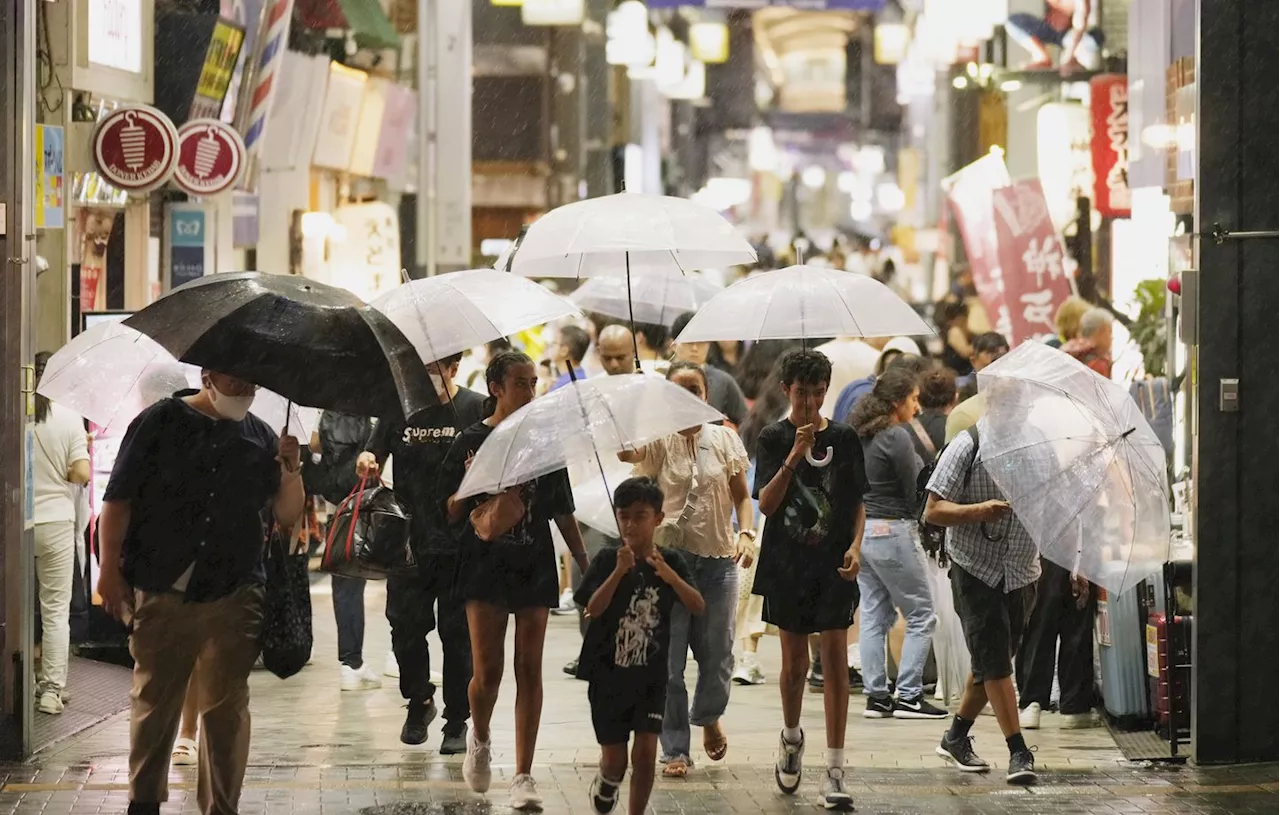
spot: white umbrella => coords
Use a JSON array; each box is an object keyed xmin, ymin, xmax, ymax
[
  {"xmin": 568, "ymin": 457, "xmax": 633, "ymax": 536},
  {"xmin": 977, "ymin": 342, "xmax": 1171, "ymax": 595},
  {"xmin": 456, "ymin": 374, "xmax": 723, "ymax": 499},
  {"xmin": 675, "ymin": 265, "xmax": 933, "ymax": 343},
  {"xmin": 569, "ymin": 273, "xmax": 722, "ymax": 327},
  {"xmin": 509, "ymin": 192, "xmax": 757, "ymax": 280},
  {"xmin": 371, "ymin": 269, "xmax": 581, "ymax": 365},
  {"xmin": 37, "ymin": 321, "xmax": 319, "ymax": 438}
]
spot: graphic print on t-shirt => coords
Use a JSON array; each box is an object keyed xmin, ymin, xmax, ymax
[{"xmin": 614, "ymin": 583, "xmax": 662, "ymax": 668}]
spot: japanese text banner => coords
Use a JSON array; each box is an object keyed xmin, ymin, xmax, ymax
[{"xmin": 992, "ymin": 180, "xmax": 1074, "ymax": 346}]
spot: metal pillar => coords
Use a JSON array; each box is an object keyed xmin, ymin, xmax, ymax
[
  {"xmin": 415, "ymin": 0, "xmax": 437, "ymax": 277},
  {"xmin": 0, "ymin": 0, "xmax": 38, "ymax": 760}
]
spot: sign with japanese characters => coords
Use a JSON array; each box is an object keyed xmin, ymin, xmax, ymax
[
  {"xmin": 329, "ymin": 203, "xmax": 401, "ymax": 302},
  {"xmin": 1090, "ymin": 74, "xmax": 1131, "ymax": 218},
  {"xmin": 944, "ymin": 152, "xmax": 1014, "ymax": 340},
  {"xmin": 92, "ymin": 106, "xmax": 180, "ymax": 194},
  {"xmin": 992, "ymin": 180, "xmax": 1074, "ymax": 346}
]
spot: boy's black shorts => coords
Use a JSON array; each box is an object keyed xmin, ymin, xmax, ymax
[{"xmin": 588, "ymin": 681, "xmax": 666, "ymax": 745}]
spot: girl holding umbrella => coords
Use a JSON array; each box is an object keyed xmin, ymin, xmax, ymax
[{"xmin": 440, "ymin": 351, "xmax": 590, "ymax": 811}]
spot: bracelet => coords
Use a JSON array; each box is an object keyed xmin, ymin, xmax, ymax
[
  {"xmin": 737, "ymin": 528, "xmax": 757, "ymax": 540},
  {"xmin": 783, "ymin": 462, "xmax": 796, "ymax": 473}
]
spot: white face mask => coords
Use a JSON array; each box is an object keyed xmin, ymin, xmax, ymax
[
  {"xmin": 209, "ymin": 386, "xmax": 255, "ymax": 422},
  {"xmin": 429, "ymin": 373, "xmax": 445, "ymax": 396}
]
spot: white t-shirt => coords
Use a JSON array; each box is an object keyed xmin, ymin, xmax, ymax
[
  {"xmin": 33, "ymin": 404, "xmax": 90, "ymax": 525},
  {"xmin": 816, "ymin": 338, "xmax": 881, "ymax": 419}
]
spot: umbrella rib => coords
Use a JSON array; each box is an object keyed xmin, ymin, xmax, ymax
[
  {"xmin": 825, "ymin": 273, "xmax": 866, "ymax": 337},
  {"xmin": 986, "ymin": 376, "xmax": 1113, "ymax": 434},
  {"xmin": 1031, "ymin": 444, "xmax": 1120, "ymax": 573}
]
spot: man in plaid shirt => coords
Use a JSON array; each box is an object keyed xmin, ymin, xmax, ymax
[{"xmin": 924, "ymin": 420, "xmax": 1041, "ymax": 785}]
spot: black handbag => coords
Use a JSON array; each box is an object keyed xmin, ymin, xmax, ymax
[
  {"xmin": 260, "ymin": 528, "xmax": 313, "ymax": 680},
  {"xmin": 322, "ymin": 476, "xmax": 416, "ymax": 580}
]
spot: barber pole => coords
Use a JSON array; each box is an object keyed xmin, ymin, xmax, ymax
[{"xmin": 236, "ymin": 0, "xmax": 294, "ymax": 187}]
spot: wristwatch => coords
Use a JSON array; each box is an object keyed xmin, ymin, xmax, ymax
[{"xmin": 737, "ymin": 528, "xmax": 757, "ymax": 540}]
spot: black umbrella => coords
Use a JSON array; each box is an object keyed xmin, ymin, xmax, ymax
[{"xmin": 125, "ymin": 273, "xmax": 436, "ymax": 419}]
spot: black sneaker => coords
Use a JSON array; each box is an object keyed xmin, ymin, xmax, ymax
[
  {"xmin": 807, "ymin": 660, "xmax": 824, "ymax": 693},
  {"xmin": 588, "ymin": 772, "xmax": 621, "ymax": 813},
  {"xmin": 440, "ymin": 722, "xmax": 468, "ymax": 755},
  {"xmin": 400, "ymin": 699, "xmax": 438, "ymax": 746},
  {"xmin": 847, "ymin": 667, "xmax": 864, "ymax": 691},
  {"xmin": 563, "ymin": 659, "xmax": 578, "ymax": 676},
  {"xmin": 892, "ymin": 695, "xmax": 949, "ymax": 720},
  {"xmin": 935, "ymin": 733, "xmax": 991, "ymax": 773},
  {"xmin": 863, "ymin": 695, "xmax": 894, "ymax": 719},
  {"xmin": 1006, "ymin": 749, "xmax": 1037, "ymax": 784}
]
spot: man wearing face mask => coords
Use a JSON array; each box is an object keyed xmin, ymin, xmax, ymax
[
  {"xmin": 96, "ymin": 370, "xmax": 304, "ymax": 815},
  {"xmin": 356, "ymin": 352, "xmax": 486, "ymax": 752}
]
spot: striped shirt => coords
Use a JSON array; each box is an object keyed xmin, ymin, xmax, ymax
[{"xmin": 925, "ymin": 424, "xmax": 1040, "ymax": 590}]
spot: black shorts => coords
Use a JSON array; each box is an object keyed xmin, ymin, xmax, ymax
[
  {"xmin": 950, "ymin": 564, "xmax": 1035, "ymax": 684},
  {"xmin": 588, "ymin": 681, "xmax": 665, "ymax": 746}
]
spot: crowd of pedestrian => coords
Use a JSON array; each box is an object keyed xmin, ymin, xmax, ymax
[{"xmin": 55, "ymin": 283, "xmax": 1125, "ymax": 815}]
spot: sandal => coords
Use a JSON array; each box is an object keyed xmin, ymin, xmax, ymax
[
  {"xmin": 703, "ymin": 722, "xmax": 728, "ymax": 762},
  {"xmin": 171, "ymin": 738, "xmax": 198, "ymax": 767},
  {"xmin": 662, "ymin": 757, "xmax": 690, "ymax": 778}
]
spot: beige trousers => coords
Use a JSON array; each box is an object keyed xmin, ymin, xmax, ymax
[{"xmin": 129, "ymin": 584, "xmax": 264, "ymax": 815}]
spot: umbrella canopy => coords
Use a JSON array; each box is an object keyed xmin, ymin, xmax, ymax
[
  {"xmin": 568, "ymin": 457, "xmax": 633, "ymax": 536},
  {"xmin": 455, "ymin": 374, "xmax": 723, "ymax": 499},
  {"xmin": 977, "ymin": 342, "xmax": 1171, "ymax": 595},
  {"xmin": 510, "ymin": 192, "xmax": 757, "ymax": 279},
  {"xmin": 570, "ymin": 273, "xmax": 721, "ymax": 327},
  {"xmin": 125, "ymin": 272, "xmax": 435, "ymax": 419},
  {"xmin": 37, "ymin": 321, "xmax": 320, "ymax": 438},
  {"xmin": 371, "ymin": 269, "xmax": 581, "ymax": 365},
  {"xmin": 675, "ymin": 265, "xmax": 933, "ymax": 343}
]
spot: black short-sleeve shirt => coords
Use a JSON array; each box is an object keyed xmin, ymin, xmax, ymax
[
  {"xmin": 574, "ymin": 546, "xmax": 692, "ymax": 688},
  {"xmin": 367, "ymin": 388, "xmax": 486, "ymax": 556},
  {"xmin": 751, "ymin": 419, "xmax": 866, "ymax": 598},
  {"xmin": 103, "ymin": 392, "xmax": 281, "ymax": 602}
]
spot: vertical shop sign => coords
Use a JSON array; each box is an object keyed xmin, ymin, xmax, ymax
[
  {"xmin": 1090, "ymin": 74, "xmax": 1131, "ymax": 217},
  {"xmin": 992, "ymin": 180, "xmax": 1074, "ymax": 346},
  {"xmin": 190, "ymin": 19, "xmax": 246, "ymax": 120},
  {"xmin": 372, "ymin": 84, "xmax": 415, "ymax": 180},
  {"xmin": 943, "ymin": 153, "xmax": 1013, "ymax": 340},
  {"xmin": 35, "ymin": 125, "xmax": 65, "ymax": 229},
  {"xmin": 329, "ymin": 203, "xmax": 401, "ymax": 303},
  {"xmin": 313, "ymin": 63, "xmax": 368, "ymax": 171},
  {"xmin": 78, "ymin": 209, "xmax": 120, "ymax": 312},
  {"xmin": 168, "ymin": 205, "xmax": 211, "ymax": 291}
]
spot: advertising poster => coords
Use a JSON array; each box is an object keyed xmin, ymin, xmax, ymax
[
  {"xmin": 190, "ymin": 18, "xmax": 246, "ymax": 120},
  {"xmin": 35, "ymin": 125, "xmax": 65, "ymax": 229},
  {"xmin": 78, "ymin": 209, "xmax": 119, "ymax": 312},
  {"xmin": 168, "ymin": 205, "xmax": 209, "ymax": 290}
]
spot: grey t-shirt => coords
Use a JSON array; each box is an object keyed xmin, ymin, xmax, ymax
[
  {"xmin": 860, "ymin": 424, "xmax": 925, "ymax": 520},
  {"xmin": 705, "ymin": 364, "xmax": 748, "ymax": 426}
]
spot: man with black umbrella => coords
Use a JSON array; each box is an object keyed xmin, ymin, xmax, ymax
[
  {"xmin": 96, "ymin": 369, "xmax": 305, "ymax": 815},
  {"xmin": 357, "ymin": 352, "xmax": 487, "ymax": 752}
]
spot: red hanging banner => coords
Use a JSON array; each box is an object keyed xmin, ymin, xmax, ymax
[
  {"xmin": 1090, "ymin": 74, "xmax": 1131, "ymax": 218},
  {"xmin": 992, "ymin": 180, "xmax": 1075, "ymax": 346}
]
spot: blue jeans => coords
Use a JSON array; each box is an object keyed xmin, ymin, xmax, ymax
[
  {"xmin": 661, "ymin": 553, "xmax": 739, "ymax": 762},
  {"xmin": 858, "ymin": 520, "xmax": 937, "ymax": 701},
  {"xmin": 332, "ymin": 575, "xmax": 367, "ymax": 670}
]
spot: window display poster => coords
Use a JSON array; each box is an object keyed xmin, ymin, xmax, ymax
[
  {"xmin": 78, "ymin": 209, "xmax": 119, "ymax": 312},
  {"xmin": 35, "ymin": 125, "xmax": 65, "ymax": 229},
  {"xmin": 168, "ymin": 205, "xmax": 209, "ymax": 290}
]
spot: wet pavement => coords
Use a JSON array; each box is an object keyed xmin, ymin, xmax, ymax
[{"xmin": 3, "ymin": 582, "xmax": 1275, "ymax": 814}]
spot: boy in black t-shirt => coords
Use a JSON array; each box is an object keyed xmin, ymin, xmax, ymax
[{"xmin": 575, "ymin": 478, "xmax": 705, "ymax": 815}]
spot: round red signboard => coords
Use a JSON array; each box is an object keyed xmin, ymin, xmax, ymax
[
  {"xmin": 174, "ymin": 119, "xmax": 247, "ymax": 197},
  {"xmin": 91, "ymin": 106, "xmax": 179, "ymax": 193}
]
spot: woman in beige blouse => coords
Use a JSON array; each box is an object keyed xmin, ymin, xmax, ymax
[{"xmin": 620, "ymin": 361, "xmax": 754, "ymax": 778}]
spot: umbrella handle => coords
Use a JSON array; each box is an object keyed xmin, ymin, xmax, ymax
[{"xmin": 805, "ymin": 446, "xmax": 833, "ymax": 468}]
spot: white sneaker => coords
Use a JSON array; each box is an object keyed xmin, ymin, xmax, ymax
[
  {"xmin": 430, "ymin": 670, "xmax": 444, "ymax": 686},
  {"xmin": 1060, "ymin": 712, "xmax": 1100, "ymax": 729},
  {"xmin": 36, "ymin": 690, "xmax": 63, "ymax": 715},
  {"xmin": 340, "ymin": 664, "xmax": 382, "ymax": 691},
  {"xmin": 846, "ymin": 644, "xmax": 861, "ymax": 671},
  {"xmin": 384, "ymin": 651, "xmax": 401, "ymax": 679},
  {"xmin": 462, "ymin": 731, "xmax": 493, "ymax": 793},
  {"xmin": 774, "ymin": 729, "xmax": 804, "ymax": 794},
  {"xmin": 550, "ymin": 588, "xmax": 576, "ymax": 616},
  {"xmin": 732, "ymin": 653, "xmax": 766, "ymax": 686},
  {"xmin": 1019, "ymin": 702, "xmax": 1042, "ymax": 730},
  {"xmin": 509, "ymin": 773, "xmax": 543, "ymax": 810},
  {"xmin": 820, "ymin": 766, "xmax": 853, "ymax": 810}
]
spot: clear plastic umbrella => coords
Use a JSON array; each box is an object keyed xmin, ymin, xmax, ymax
[
  {"xmin": 674, "ymin": 265, "xmax": 933, "ymax": 343},
  {"xmin": 37, "ymin": 321, "xmax": 320, "ymax": 438},
  {"xmin": 568, "ymin": 457, "xmax": 633, "ymax": 536},
  {"xmin": 509, "ymin": 192, "xmax": 757, "ymax": 280},
  {"xmin": 569, "ymin": 273, "xmax": 722, "ymax": 326},
  {"xmin": 977, "ymin": 342, "xmax": 1171, "ymax": 596},
  {"xmin": 455, "ymin": 374, "xmax": 724, "ymax": 499},
  {"xmin": 371, "ymin": 269, "xmax": 581, "ymax": 365}
]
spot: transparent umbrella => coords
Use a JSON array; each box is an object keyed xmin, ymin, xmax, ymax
[
  {"xmin": 569, "ymin": 273, "xmax": 721, "ymax": 326},
  {"xmin": 675, "ymin": 265, "xmax": 933, "ymax": 343},
  {"xmin": 37, "ymin": 321, "xmax": 320, "ymax": 438},
  {"xmin": 371, "ymin": 269, "xmax": 581, "ymax": 365},
  {"xmin": 977, "ymin": 342, "xmax": 1171, "ymax": 595},
  {"xmin": 568, "ymin": 458, "xmax": 633, "ymax": 536},
  {"xmin": 455, "ymin": 374, "xmax": 723, "ymax": 500},
  {"xmin": 509, "ymin": 192, "xmax": 756, "ymax": 280}
]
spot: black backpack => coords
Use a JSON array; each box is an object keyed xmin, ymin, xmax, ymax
[{"xmin": 915, "ymin": 425, "xmax": 980, "ymax": 566}]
